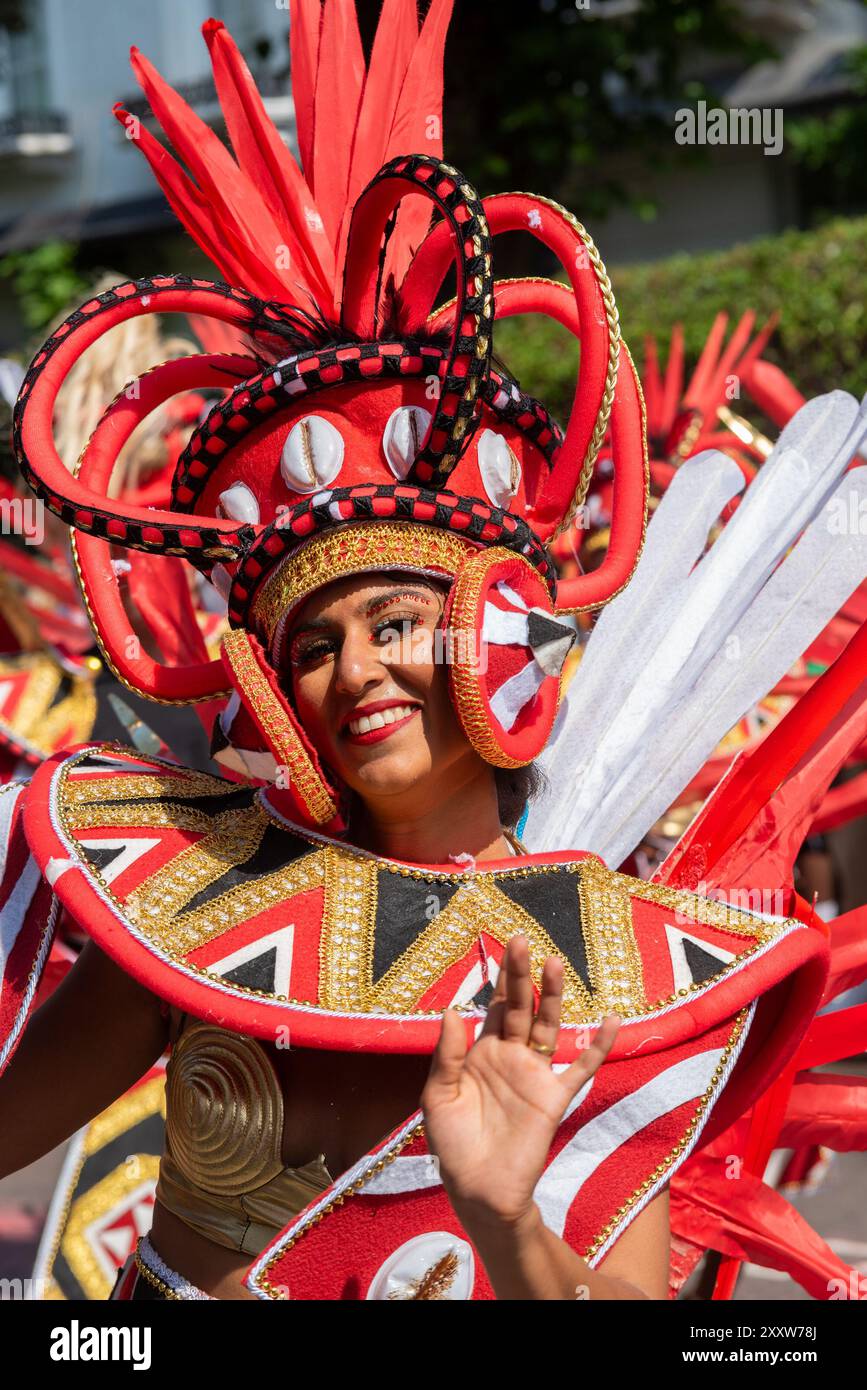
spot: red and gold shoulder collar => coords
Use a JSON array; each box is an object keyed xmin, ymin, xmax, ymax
[
  {"xmin": 23, "ymin": 744, "xmax": 827, "ymax": 1075},
  {"xmin": 0, "ymin": 651, "xmax": 97, "ymax": 764}
]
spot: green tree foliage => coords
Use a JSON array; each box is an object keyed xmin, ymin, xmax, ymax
[
  {"xmin": 0, "ymin": 241, "xmax": 87, "ymax": 332},
  {"xmin": 786, "ymin": 45, "xmax": 867, "ymax": 222},
  {"xmin": 357, "ymin": 0, "xmax": 771, "ymax": 219},
  {"xmin": 495, "ymin": 215, "xmax": 867, "ymax": 419}
]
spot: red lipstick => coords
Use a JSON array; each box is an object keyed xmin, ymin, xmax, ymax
[{"xmin": 341, "ymin": 699, "xmax": 421, "ymax": 745}]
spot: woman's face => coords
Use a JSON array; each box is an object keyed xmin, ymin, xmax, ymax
[{"xmin": 283, "ymin": 573, "xmax": 481, "ymax": 806}]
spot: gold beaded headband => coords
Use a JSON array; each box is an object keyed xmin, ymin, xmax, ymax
[{"xmin": 250, "ymin": 521, "xmax": 478, "ymax": 663}]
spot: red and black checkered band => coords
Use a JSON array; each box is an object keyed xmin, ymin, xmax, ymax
[
  {"xmin": 11, "ymin": 273, "xmax": 311, "ymax": 562},
  {"xmin": 171, "ymin": 344, "xmax": 562, "ymax": 517},
  {"xmin": 340, "ymin": 154, "xmax": 494, "ymax": 488},
  {"xmin": 227, "ymin": 484, "xmax": 555, "ymax": 629}
]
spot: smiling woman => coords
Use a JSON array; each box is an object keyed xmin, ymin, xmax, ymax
[
  {"xmin": 268, "ymin": 567, "xmax": 674, "ymax": 1301},
  {"xmin": 0, "ymin": 3, "xmax": 832, "ymax": 1308},
  {"xmin": 285, "ymin": 574, "xmax": 519, "ymax": 866},
  {"xmin": 285, "ymin": 572, "xmax": 544, "ymax": 841}
]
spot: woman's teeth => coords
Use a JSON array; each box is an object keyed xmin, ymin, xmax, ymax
[{"xmin": 347, "ymin": 704, "xmax": 416, "ymax": 735}]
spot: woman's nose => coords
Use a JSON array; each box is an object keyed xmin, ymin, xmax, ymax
[{"xmin": 333, "ymin": 628, "xmax": 385, "ymax": 694}]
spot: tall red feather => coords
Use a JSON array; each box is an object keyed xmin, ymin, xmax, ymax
[
  {"xmin": 311, "ymin": 0, "xmax": 366, "ymax": 249},
  {"xmin": 642, "ymin": 334, "xmax": 662, "ymax": 436},
  {"xmin": 683, "ymin": 310, "xmax": 727, "ymax": 408},
  {"xmin": 289, "ymin": 0, "xmax": 324, "ymax": 180},
  {"xmin": 347, "ymin": 0, "xmax": 419, "ymax": 217},
  {"xmin": 120, "ymin": 7, "xmax": 453, "ymax": 326},
  {"xmin": 694, "ymin": 309, "xmax": 756, "ymax": 418},
  {"xmin": 203, "ymin": 19, "xmax": 335, "ymax": 310},
  {"xmin": 660, "ymin": 321, "xmax": 684, "ymax": 434},
  {"xmin": 126, "ymin": 50, "xmax": 312, "ymax": 305},
  {"xmin": 113, "ymin": 105, "xmax": 269, "ymax": 296},
  {"xmin": 385, "ymin": 0, "xmax": 454, "ymax": 293}
]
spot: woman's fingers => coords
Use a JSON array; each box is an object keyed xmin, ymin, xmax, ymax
[
  {"xmin": 480, "ymin": 943, "xmax": 565, "ymax": 1051},
  {"xmin": 425, "ymin": 1007, "xmax": 468, "ymax": 1099},
  {"xmin": 561, "ymin": 1014, "xmax": 621, "ymax": 1098},
  {"xmin": 478, "ymin": 951, "xmax": 509, "ymax": 1039},
  {"xmin": 526, "ymin": 955, "xmax": 564, "ymax": 1060},
  {"xmin": 502, "ymin": 935, "xmax": 535, "ymax": 1044}
]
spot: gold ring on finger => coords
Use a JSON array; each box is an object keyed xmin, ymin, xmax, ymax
[{"xmin": 528, "ymin": 1040, "xmax": 555, "ymax": 1057}]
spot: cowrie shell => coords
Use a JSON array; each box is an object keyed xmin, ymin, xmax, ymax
[
  {"xmin": 477, "ymin": 429, "xmax": 521, "ymax": 507},
  {"xmin": 382, "ymin": 405, "xmax": 432, "ymax": 479},
  {"xmin": 218, "ymin": 482, "xmax": 260, "ymax": 524},
  {"xmin": 281, "ymin": 415, "xmax": 344, "ymax": 492}
]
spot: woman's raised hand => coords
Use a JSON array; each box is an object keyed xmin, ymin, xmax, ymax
[{"xmin": 421, "ymin": 934, "xmax": 620, "ymax": 1232}]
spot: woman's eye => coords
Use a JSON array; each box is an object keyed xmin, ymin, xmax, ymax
[
  {"xmin": 373, "ymin": 614, "xmax": 421, "ymax": 642},
  {"xmin": 291, "ymin": 638, "xmax": 336, "ymax": 667}
]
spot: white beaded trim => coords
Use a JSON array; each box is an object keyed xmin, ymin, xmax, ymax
[{"xmin": 137, "ymin": 1234, "xmax": 216, "ymax": 1301}]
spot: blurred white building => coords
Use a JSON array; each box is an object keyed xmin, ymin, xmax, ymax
[
  {"xmin": 0, "ymin": 0, "xmax": 864, "ymax": 313},
  {"xmin": 0, "ymin": 0, "xmax": 294, "ymax": 252}
]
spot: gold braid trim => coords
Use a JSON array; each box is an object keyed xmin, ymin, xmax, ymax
[
  {"xmin": 473, "ymin": 195, "xmax": 621, "ymax": 539},
  {"xmin": 554, "ymin": 339, "xmax": 649, "ymax": 616},
  {"xmin": 251, "ymin": 521, "xmax": 476, "ymax": 650},
  {"xmin": 133, "ymin": 1248, "xmax": 183, "ymax": 1301},
  {"xmin": 254, "ymin": 1119, "xmax": 427, "ymax": 1299},
  {"xmin": 320, "ymin": 847, "xmax": 379, "ymax": 1009},
  {"xmin": 448, "ymin": 547, "xmax": 536, "ymax": 769},
  {"xmin": 583, "ymin": 1007, "xmax": 750, "ymax": 1260},
  {"xmin": 222, "ymin": 627, "xmax": 337, "ymax": 825}
]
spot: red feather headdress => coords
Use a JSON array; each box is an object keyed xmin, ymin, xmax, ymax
[{"xmin": 13, "ymin": 3, "xmax": 648, "ymax": 829}]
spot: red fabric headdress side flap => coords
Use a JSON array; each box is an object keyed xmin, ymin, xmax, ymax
[{"xmin": 220, "ymin": 628, "xmax": 344, "ymax": 831}]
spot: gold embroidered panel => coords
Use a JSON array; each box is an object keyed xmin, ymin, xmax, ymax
[{"xmin": 55, "ymin": 747, "xmax": 788, "ymax": 1023}]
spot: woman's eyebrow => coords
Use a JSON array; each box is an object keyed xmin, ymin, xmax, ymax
[
  {"xmin": 288, "ymin": 615, "xmax": 332, "ymax": 641},
  {"xmin": 288, "ymin": 588, "xmax": 437, "ymax": 642},
  {"xmin": 361, "ymin": 587, "xmax": 437, "ymax": 616}
]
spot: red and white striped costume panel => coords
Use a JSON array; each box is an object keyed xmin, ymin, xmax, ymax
[
  {"xmin": 246, "ymin": 1004, "xmax": 754, "ymax": 1300},
  {"xmin": 0, "ymin": 779, "xmax": 57, "ymax": 1079}
]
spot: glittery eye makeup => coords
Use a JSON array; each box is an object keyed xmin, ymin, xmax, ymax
[
  {"xmin": 288, "ymin": 586, "xmax": 442, "ymax": 670},
  {"xmin": 289, "ymin": 633, "xmax": 337, "ymax": 668},
  {"xmin": 365, "ymin": 588, "xmax": 437, "ymax": 620},
  {"xmin": 369, "ymin": 611, "xmax": 424, "ymax": 648}
]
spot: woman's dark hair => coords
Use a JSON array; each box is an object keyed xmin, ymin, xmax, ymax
[{"xmin": 495, "ymin": 761, "xmax": 548, "ymax": 831}]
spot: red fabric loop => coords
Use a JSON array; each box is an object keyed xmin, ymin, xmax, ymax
[
  {"xmin": 408, "ymin": 193, "xmax": 615, "ymax": 543},
  {"xmin": 16, "ymin": 280, "xmax": 264, "ymax": 550},
  {"xmin": 340, "ymin": 156, "xmax": 491, "ymax": 484},
  {"xmin": 73, "ymin": 353, "xmax": 253, "ymax": 701}
]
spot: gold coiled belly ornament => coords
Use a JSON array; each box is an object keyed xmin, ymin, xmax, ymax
[{"xmin": 164, "ymin": 1021, "xmax": 285, "ymax": 1196}]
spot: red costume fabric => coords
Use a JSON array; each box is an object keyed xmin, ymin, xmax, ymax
[{"xmin": 1, "ymin": 4, "xmax": 865, "ymax": 1301}]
